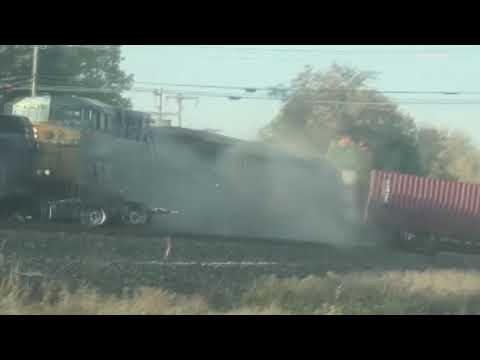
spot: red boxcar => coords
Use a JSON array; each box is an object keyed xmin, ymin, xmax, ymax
[{"xmin": 364, "ymin": 170, "xmax": 480, "ymax": 252}]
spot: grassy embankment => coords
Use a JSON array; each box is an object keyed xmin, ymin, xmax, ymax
[{"xmin": 2, "ymin": 267, "xmax": 480, "ymax": 314}]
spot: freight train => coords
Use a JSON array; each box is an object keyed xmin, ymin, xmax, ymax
[
  {"xmin": 0, "ymin": 96, "xmax": 345, "ymax": 239},
  {"xmin": 2, "ymin": 94, "xmax": 480, "ymax": 255},
  {"xmin": 1, "ymin": 95, "xmax": 349, "ymax": 243},
  {"xmin": 75, "ymin": 113, "xmax": 349, "ymax": 241}
]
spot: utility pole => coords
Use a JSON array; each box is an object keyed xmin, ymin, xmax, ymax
[
  {"xmin": 177, "ymin": 95, "xmax": 184, "ymax": 128},
  {"xmin": 166, "ymin": 93, "xmax": 198, "ymax": 128},
  {"xmin": 152, "ymin": 89, "xmax": 178, "ymax": 127},
  {"xmin": 31, "ymin": 45, "xmax": 39, "ymax": 97},
  {"xmin": 154, "ymin": 89, "xmax": 164, "ymax": 118},
  {"xmin": 153, "ymin": 89, "xmax": 163, "ymax": 126}
]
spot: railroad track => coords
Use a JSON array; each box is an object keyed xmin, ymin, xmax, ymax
[
  {"xmin": 0, "ymin": 220, "xmax": 384, "ymax": 271},
  {"xmin": 7, "ymin": 220, "xmax": 479, "ymax": 269},
  {"xmin": 0, "ymin": 220, "xmax": 343, "ymax": 250}
]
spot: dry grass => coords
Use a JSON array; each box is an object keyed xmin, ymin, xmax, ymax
[
  {"xmin": 241, "ymin": 270, "xmax": 480, "ymax": 314},
  {"xmin": 2, "ymin": 268, "xmax": 480, "ymax": 314},
  {"xmin": 0, "ymin": 263, "xmax": 210, "ymax": 315}
]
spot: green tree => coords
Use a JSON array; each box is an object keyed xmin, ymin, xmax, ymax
[
  {"xmin": 417, "ymin": 126, "xmax": 451, "ymax": 179},
  {"xmin": 417, "ymin": 126, "xmax": 480, "ymax": 183},
  {"xmin": 0, "ymin": 45, "xmax": 133, "ymax": 108},
  {"xmin": 443, "ymin": 131, "xmax": 480, "ymax": 183},
  {"xmin": 260, "ymin": 64, "xmax": 422, "ymax": 174}
]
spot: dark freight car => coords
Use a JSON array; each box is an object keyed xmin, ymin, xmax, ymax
[
  {"xmin": 4, "ymin": 95, "xmax": 349, "ymax": 242},
  {"xmin": 80, "ymin": 126, "xmax": 349, "ymax": 242}
]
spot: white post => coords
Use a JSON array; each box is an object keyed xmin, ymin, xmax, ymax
[{"xmin": 31, "ymin": 45, "xmax": 39, "ymax": 97}]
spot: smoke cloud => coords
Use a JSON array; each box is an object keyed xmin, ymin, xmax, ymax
[{"xmin": 79, "ymin": 128, "xmax": 357, "ymax": 247}]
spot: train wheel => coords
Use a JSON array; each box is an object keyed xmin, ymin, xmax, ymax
[
  {"xmin": 122, "ymin": 207, "xmax": 149, "ymax": 225},
  {"xmin": 80, "ymin": 208, "xmax": 107, "ymax": 227}
]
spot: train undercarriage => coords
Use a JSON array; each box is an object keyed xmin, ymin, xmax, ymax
[{"xmin": 2, "ymin": 191, "xmax": 178, "ymax": 228}]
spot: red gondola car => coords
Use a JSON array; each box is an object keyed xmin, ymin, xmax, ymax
[{"xmin": 364, "ymin": 170, "xmax": 480, "ymax": 254}]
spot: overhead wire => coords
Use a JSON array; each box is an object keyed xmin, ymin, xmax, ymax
[
  {"xmin": 34, "ymin": 75, "xmax": 480, "ymax": 96},
  {"xmin": 7, "ymin": 78, "xmax": 480, "ymax": 108},
  {"xmin": 7, "ymin": 45, "xmax": 478, "ymax": 102},
  {"xmin": 16, "ymin": 83, "xmax": 480, "ymax": 106},
  {"xmin": 167, "ymin": 45, "xmax": 480, "ymax": 58}
]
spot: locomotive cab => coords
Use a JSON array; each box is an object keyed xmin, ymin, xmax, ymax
[{"xmin": 5, "ymin": 95, "xmax": 160, "ymax": 227}]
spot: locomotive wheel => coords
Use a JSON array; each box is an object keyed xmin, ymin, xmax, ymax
[
  {"xmin": 80, "ymin": 208, "xmax": 107, "ymax": 227},
  {"xmin": 122, "ymin": 207, "xmax": 149, "ymax": 225}
]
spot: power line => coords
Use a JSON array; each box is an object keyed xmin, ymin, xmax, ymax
[
  {"xmin": 132, "ymin": 88, "xmax": 480, "ymax": 101},
  {"xmin": 143, "ymin": 92, "xmax": 480, "ymax": 106},
  {"xmin": 120, "ymin": 45, "xmax": 480, "ymax": 55},
  {"xmin": 14, "ymin": 82, "xmax": 480, "ymax": 107},
  {"xmin": 37, "ymin": 76, "xmax": 275, "ymax": 92},
  {"xmin": 180, "ymin": 45, "xmax": 480, "ymax": 55},
  {"xmin": 128, "ymin": 80, "xmax": 272, "ymax": 92},
  {"xmin": 137, "ymin": 84, "xmax": 479, "ymax": 96},
  {"xmin": 35, "ymin": 76, "xmax": 480, "ymax": 96},
  {"xmin": 10, "ymin": 45, "xmax": 114, "ymax": 51},
  {"xmin": 12, "ymin": 85, "xmax": 117, "ymax": 94},
  {"xmin": 45, "ymin": 88, "xmax": 480, "ymax": 104},
  {"xmin": 139, "ymin": 89, "xmax": 480, "ymax": 105}
]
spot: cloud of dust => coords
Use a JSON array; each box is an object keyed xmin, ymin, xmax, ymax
[{"xmin": 79, "ymin": 129, "xmax": 359, "ymax": 247}]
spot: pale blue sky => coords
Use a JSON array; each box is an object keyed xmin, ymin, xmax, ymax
[{"xmin": 121, "ymin": 45, "xmax": 480, "ymax": 143}]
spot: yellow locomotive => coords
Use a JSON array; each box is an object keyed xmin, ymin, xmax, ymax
[
  {"xmin": 7, "ymin": 95, "xmax": 164, "ymax": 226},
  {"xmin": 11, "ymin": 95, "xmax": 150, "ymax": 196}
]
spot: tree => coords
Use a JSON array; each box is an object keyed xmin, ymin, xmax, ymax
[
  {"xmin": 260, "ymin": 64, "xmax": 422, "ymax": 174},
  {"xmin": 442, "ymin": 131, "xmax": 480, "ymax": 183},
  {"xmin": 416, "ymin": 126, "xmax": 480, "ymax": 183},
  {"xmin": 417, "ymin": 127, "xmax": 451, "ymax": 179},
  {"xmin": 0, "ymin": 45, "xmax": 133, "ymax": 108}
]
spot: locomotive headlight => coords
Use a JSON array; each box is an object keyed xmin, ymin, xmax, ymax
[
  {"xmin": 33, "ymin": 127, "xmax": 38, "ymax": 139},
  {"xmin": 36, "ymin": 169, "xmax": 52, "ymax": 176}
]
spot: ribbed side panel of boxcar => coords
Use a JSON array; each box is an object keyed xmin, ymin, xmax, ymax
[{"xmin": 364, "ymin": 170, "xmax": 480, "ymax": 242}]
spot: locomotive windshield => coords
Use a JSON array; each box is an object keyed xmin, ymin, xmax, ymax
[
  {"xmin": 10, "ymin": 96, "xmax": 116, "ymax": 131},
  {"xmin": 11, "ymin": 96, "xmax": 51, "ymax": 123}
]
